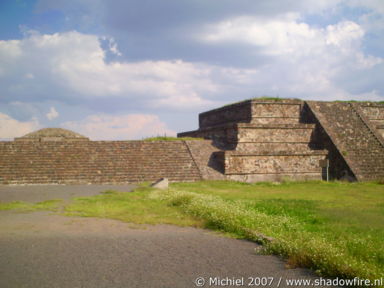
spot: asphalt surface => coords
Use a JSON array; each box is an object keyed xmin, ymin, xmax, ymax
[
  {"xmin": 0, "ymin": 185, "xmax": 333, "ymax": 288},
  {"xmin": 0, "ymin": 184, "xmax": 136, "ymax": 203}
]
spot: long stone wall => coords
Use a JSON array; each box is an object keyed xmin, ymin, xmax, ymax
[
  {"xmin": 0, "ymin": 140, "xmax": 202, "ymax": 184},
  {"xmin": 2, "ymin": 100, "xmax": 383, "ymax": 185}
]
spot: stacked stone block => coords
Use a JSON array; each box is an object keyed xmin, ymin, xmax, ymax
[
  {"xmin": 2, "ymin": 100, "xmax": 383, "ymax": 185},
  {"xmin": 179, "ymin": 99, "xmax": 327, "ymax": 182}
]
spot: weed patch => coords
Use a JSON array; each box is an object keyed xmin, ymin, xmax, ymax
[{"xmin": 150, "ymin": 181, "xmax": 384, "ymax": 281}]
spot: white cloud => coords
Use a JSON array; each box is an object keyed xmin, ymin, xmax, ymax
[
  {"xmin": 200, "ymin": 14, "xmax": 319, "ymax": 55},
  {"xmin": 0, "ymin": 17, "xmax": 383, "ymax": 140},
  {"xmin": 62, "ymin": 113, "xmax": 176, "ymax": 140},
  {"xmin": 0, "ymin": 113, "xmax": 39, "ymax": 140},
  {"xmin": 46, "ymin": 106, "xmax": 59, "ymax": 120},
  {"xmin": 199, "ymin": 16, "xmax": 371, "ymax": 57},
  {"xmin": 0, "ymin": 31, "xmax": 217, "ymax": 110},
  {"xmin": 197, "ymin": 15, "xmax": 383, "ymax": 101}
]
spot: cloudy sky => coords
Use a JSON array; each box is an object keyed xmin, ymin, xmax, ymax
[{"xmin": 0, "ymin": 0, "xmax": 383, "ymax": 140}]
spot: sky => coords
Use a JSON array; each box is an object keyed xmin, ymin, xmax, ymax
[{"xmin": 0, "ymin": 0, "xmax": 383, "ymax": 140}]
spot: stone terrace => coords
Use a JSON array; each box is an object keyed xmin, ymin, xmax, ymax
[
  {"xmin": 179, "ymin": 99, "xmax": 328, "ymax": 182},
  {"xmin": 1, "ymin": 100, "xmax": 384, "ymax": 185},
  {"xmin": 179, "ymin": 99, "xmax": 384, "ymax": 182},
  {"xmin": 0, "ymin": 129, "xmax": 205, "ymax": 184}
]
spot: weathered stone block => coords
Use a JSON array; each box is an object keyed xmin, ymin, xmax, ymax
[
  {"xmin": 360, "ymin": 105, "xmax": 384, "ymax": 120},
  {"xmin": 224, "ymin": 152, "xmax": 325, "ymax": 174},
  {"xmin": 151, "ymin": 178, "xmax": 169, "ymax": 189},
  {"xmin": 237, "ymin": 125, "xmax": 314, "ymax": 143},
  {"xmin": 251, "ymin": 102, "xmax": 301, "ymax": 118}
]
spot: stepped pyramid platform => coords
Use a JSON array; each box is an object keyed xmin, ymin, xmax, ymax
[
  {"xmin": 179, "ymin": 99, "xmax": 328, "ymax": 182},
  {"xmin": 179, "ymin": 99, "xmax": 384, "ymax": 182},
  {"xmin": 1, "ymin": 99, "xmax": 383, "ymax": 185}
]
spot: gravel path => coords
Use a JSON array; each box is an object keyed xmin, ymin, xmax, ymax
[{"xmin": 0, "ymin": 185, "xmax": 332, "ymax": 288}]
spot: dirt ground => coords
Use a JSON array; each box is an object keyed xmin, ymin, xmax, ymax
[{"xmin": 0, "ymin": 185, "xmax": 332, "ymax": 288}]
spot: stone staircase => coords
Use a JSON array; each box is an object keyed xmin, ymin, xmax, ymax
[
  {"xmin": 0, "ymin": 141, "xmax": 201, "ymax": 184},
  {"xmin": 307, "ymin": 101, "xmax": 384, "ymax": 181},
  {"xmin": 184, "ymin": 140, "xmax": 226, "ymax": 180}
]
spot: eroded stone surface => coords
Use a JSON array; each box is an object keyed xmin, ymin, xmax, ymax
[
  {"xmin": 2, "ymin": 99, "xmax": 384, "ymax": 184},
  {"xmin": 180, "ymin": 99, "xmax": 384, "ymax": 182},
  {"xmin": 16, "ymin": 128, "xmax": 89, "ymax": 141}
]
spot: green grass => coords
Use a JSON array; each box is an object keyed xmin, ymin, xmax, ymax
[
  {"xmin": 254, "ymin": 96, "xmax": 289, "ymax": 101},
  {"xmin": 64, "ymin": 188, "xmax": 202, "ymax": 227},
  {"xmin": 334, "ymin": 100, "xmax": 384, "ymax": 104},
  {"xmin": 143, "ymin": 136, "xmax": 203, "ymax": 141},
  {"xmin": 0, "ymin": 199, "xmax": 62, "ymax": 212},
  {"xmin": 220, "ymin": 97, "xmax": 302, "ymax": 108},
  {"xmin": 160, "ymin": 181, "xmax": 384, "ymax": 281}
]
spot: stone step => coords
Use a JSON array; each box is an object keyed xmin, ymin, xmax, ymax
[
  {"xmin": 198, "ymin": 99, "xmax": 304, "ymax": 129},
  {"xmin": 235, "ymin": 143, "xmax": 323, "ymax": 153}
]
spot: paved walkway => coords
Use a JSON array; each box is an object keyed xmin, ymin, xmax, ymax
[
  {"xmin": 0, "ymin": 184, "xmax": 136, "ymax": 203},
  {"xmin": 0, "ymin": 185, "xmax": 332, "ymax": 288}
]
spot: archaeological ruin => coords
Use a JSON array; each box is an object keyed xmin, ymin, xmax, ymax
[{"xmin": 1, "ymin": 99, "xmax": 384, "ymax": 184}]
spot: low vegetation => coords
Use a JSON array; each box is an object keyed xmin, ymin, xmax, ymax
[
  {"xmin": 220, "ymin": 97, "xmax": 303, "ymax": 108},
  {"xmin": 156, "ymin": 181, "xmax": 384, "ymax": 280},
  {"xmin": 253, "ymin": 96, "xmax": 294, "ymax": 101},
  {"xmin": 143, "ymin": 136, "xmax": 203, "ymax": 141},
  {"xmin": 0, "ymin": 199, "xmax": 62, "ymax": 212},
  {"xmin": 65, "ymin": 188, "xmax": 202, "ymax": 227},
  {"xmin": 2, "ymin": 180, "xmax": 383, "ymax": 282},
  {"xmin": 334, "ymin": 100, "xmax": 384, "ymax": 104}
]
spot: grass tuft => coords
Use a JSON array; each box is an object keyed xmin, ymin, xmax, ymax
[
  {"xmin": 0, "ymin": 199, "xmax": 62, "ymax": 212},
  {"xmin": 64, "ymin": 186, "xmax": 202, "ymax": 227}
]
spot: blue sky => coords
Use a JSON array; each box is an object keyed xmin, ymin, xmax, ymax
[{"xmin": 0, "ymin": 0, "xmax": 383, "ymax": 140}]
